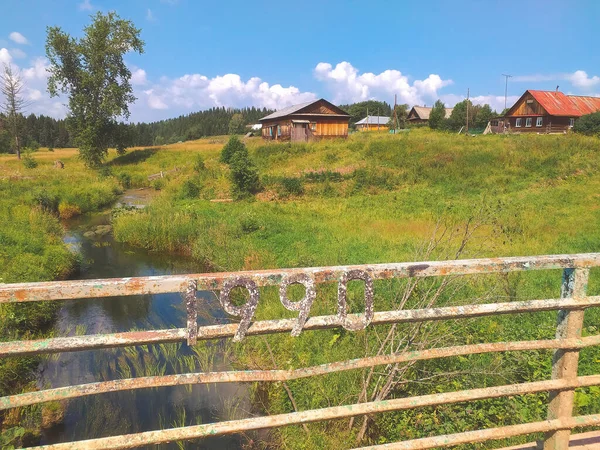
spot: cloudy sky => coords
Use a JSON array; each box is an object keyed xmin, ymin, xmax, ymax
[{"xmin": 1, "ymin": 0, "xmax": 599, "ymax": 122}]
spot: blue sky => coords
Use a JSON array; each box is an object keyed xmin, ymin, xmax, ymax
[{"xmin": 1, "ymin": 0, "xmax": 599, "ymax": 122}]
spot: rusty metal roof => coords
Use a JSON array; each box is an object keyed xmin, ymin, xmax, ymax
[{"xmin": 525, "ymin": 90, "xmax": 600, "ymax": 117}]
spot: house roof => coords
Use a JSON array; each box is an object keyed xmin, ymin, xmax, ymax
[
  {"xmin": 259, "ymin": 99, "xmax": 349, "ymax": 121},
  {"xmin": 409, "ymin": 106, "xmax": 453, "ymax": 120},
  {"xmin": 355, "ymin": 115, "xmax": 390, "ymax": 125},
  {"xmin": 508, "ymin": 90, "xmax": 600, "ymax": 117}
]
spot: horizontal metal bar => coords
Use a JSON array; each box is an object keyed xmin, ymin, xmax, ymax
[
  {"xmin": 3, "ymin": 253, "xmax": 599, "ymax": 303},
  {"xmin": 5, "ymin": 335, "xmax": 600, "ymax": 411},
  {"xmin": 2, "ymin": 296, "xmax": 599, "ymax": 357},
  {"xmin": 21, "ymin": 375, "xmax": 600, "ymax": 450},
  {"xmin": 354, "ymin": 414, "xmax": 600, "ymax": 449}
]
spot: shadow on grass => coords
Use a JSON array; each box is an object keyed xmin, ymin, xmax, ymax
[{"xmin": 109, "ymin": 148, "xmax": 158, "ymax": 166}]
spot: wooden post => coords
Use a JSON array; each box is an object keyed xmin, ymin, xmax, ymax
[{"xmin": 544, "ymin": 267, "xmax": 589, "ymax": 450}]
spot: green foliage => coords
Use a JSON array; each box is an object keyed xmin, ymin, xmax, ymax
[
  {"xmin": 428, "ymin": 100, "xmax": 447, "ymax": 130},
  {"xmin": 27, "ymin": 139, "xmax": 40, "ymax": 151},
  {"xmin": 447, "ymin": 100, "xmax": 497, "ymax": 131},
  {"xmin": 45, "ymin": 11, "xmax": 145, "ymax": 167},
  {"xmin": 474, "ymin": 104, "xmax": 494, "ymax": 128},
  {"xmin": 21, "ymin": 153, "xmax": 38, "ymax": 169},
  {"xmin": 193, "ymin": 154, "xmax": 205, "ymax": 172},
  {"xmin": 573, "ymin": 111, "xmax": 600, "ymax": 136},
  {"xmin": 229, "ymin": 150, "xmax": 262, "ymax": 199},
  {"xmin": 339, "ymin": 100, "xmax": 392, "ymax": 126},
  {"xmin": 390, "ymin": 103, "xmax": 409, "ymax": 129},
  {"xmin": 180, "ymin": 177, "xmax": 201, "ymax": 199},
  {"xmin": 220, "ymin": 135, "xmax": 245, "ymax": 164},
  {"xmin": 279, "ymin": 177, "xmax": 304, "ymax": 196},
  {"xmin": 228, "ymin": 113, "xmax": 246, "ymax": 135},
  {"xmin": 116, "ymin": 172, "xmax": 132, "ymax": 188}
]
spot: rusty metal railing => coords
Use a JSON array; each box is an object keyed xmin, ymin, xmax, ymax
[{"xmin": 2, "ymin": 254, "xmax": 600, "ymax": 449}]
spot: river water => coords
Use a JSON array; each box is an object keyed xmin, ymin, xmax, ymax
[{"xmin": 38, "ymin": 191, "xmax": 246, "ymax": 449}]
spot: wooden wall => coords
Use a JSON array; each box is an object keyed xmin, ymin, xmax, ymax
[
  {"xmin": 261, "ymin": 116, "xmax": 348, "ymax": 140},
  {"xmin": 510, "ymin": 92, "xmax": 546, "ymax": 116},
  {"xmin": 505, "ymin": 116, "xmax": 572, "ymax": 133}
]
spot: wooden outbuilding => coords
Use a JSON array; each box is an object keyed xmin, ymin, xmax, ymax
[
  {"xmin": 407, "ymin": 106, "xmax": 453, "ymax": 124},
  {"xmin": 505, "ymin": 90, "xmax": 600, "ymax": 133},
  {"xmin": 355, "ymin": 115, "xmax": 390, "ymax": 131},
  {"xmin": 259, "ymin": 99, "xmax": 350, "ymax": 142}
]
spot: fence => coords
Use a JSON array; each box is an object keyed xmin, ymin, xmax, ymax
[{"xmin": 1, "ymin": 254, "xmax": 600, "ymax": 449}]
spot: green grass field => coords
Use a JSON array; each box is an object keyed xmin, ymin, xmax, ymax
[
  {"xmin": 2, "ymin": 129, "xmax": 600, "ymax": 448},
  {"xmin": 108, "ymin": 129, "xmax": 600, "ymax": 449}
]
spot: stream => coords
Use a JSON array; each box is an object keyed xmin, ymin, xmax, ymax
[{"xmin": 38, "ymin": 190, "xmax": 247, "ymax": 449}]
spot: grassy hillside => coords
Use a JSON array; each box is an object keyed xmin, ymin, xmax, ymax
[
  {"xmin": 108, "ymin": 129, "xmax": 600, "ymax": 448},
  {"xmin": 0, "ymin": 149, "xmax": 121, "ymax": 445}
]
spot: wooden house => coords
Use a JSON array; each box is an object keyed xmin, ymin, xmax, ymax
[
  {"xmin": 505, "ymin": 90, "xmax": 600, "ymax": 133},
  {"xmin": 407, "ymin": 106, "xmax": 453, "ymax": 124},
  {"xmin": 259, "ymin": 99, "xmax": 350, "ymax": 142},
  {"xmin": 355, "ymin": 115, "xmax": 390, "ymax": 131}
]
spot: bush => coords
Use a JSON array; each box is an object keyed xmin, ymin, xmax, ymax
[
  {"xmin": 239, "ymin": 212, "xmax": 261, "ymax": 234},
  {"xmin": 573, "ymin": 112, "xmax": 600, "ymax": 136},
  {"xmin": 193, "ymin": 154, "xmax": 206, "ymax": 172},
  {"xmin": 22, "ymin": 154, "xmax": 38, "ymax": 169},
  {"xmin": 280, "ymin": 177, "xmax": 304, "ymax": 196},
  {"xmin": 229, "ymin": 151, "xmax": 261, "ymax": 199},
  {"xmin": 116, "ymin": 172, "xmax": 132, "ymax": 188},
  {"xmin": 220, "ymin": 136, "xmax": 246, "ymax": 164},
  {"xmin": 48, "ymin": 147, "xmax": 54, "ymax": 152},
  {"xmin": 97, "ymin": 165, "xmax": 113, "ymax": 178},
  {"xmin": 180, "ymin": 178, "xmax": 201, "ymax": 199},
  {"xmin": 33, "ymin": 192, "xmax": 59, "ymax": 215},
  {"xmin": 58, "ymin": 202, "xmax": 81, "ymax": 219},
  {"xmin": 152, "ymin": 178, "xmax": 165, "ymax": 190}
]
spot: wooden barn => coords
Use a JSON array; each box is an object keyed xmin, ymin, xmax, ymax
[
  {"xmin": 259, "ymin": 99, "xmax": 350, "ymax": 142},
  {"xmin": 355, "ymin": 115, "xmax": 390, "ymax": 131},
  {"xmin": 407, "ymin": 106, "xmax": 453, "ymax": 124},
  {"xmin": 505, "ymin": 90, "xmax": 600, "ymax": 133}
]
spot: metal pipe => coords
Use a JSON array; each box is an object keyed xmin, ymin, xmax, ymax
[
  {"xmin": 21, "ymin": 376, "xmax": 600, "ymax": 450},
  {"xmin": 2, "ymin": 253, "xmax": 599, "ymax": 303},
  {"xmin": 4, "ymin": 335, "xmax": 600, "ymax": 410}
]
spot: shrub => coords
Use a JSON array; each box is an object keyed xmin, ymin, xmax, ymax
[
  {"xmin": 229, "ymin": 151, "xmax": 261, "ymax": 199},
  {"xmin": 116, "ymin": 172, "xmax": 132, "ymax": 188},
  {"xmin": 97, "ymin": 165, "xmax": 113, "ymax": 178},
  {"xmin": 28, "ymin": 140, "xmax": 41, "ymax": 151},
  {"xmin": 193, "ymin": 154, "xmax": 206, "ymax": 172},
  {"xmin": 220, "ymin": 136, "xmax": 246, "ymax": 164},
  {"xmin": 33, "ymin": 192, "xmax": 59, "ymax": 214},
  {"xmin": 48, "ymin": 147, "xmax": 54, "ymax": 152},
  {"xmin": 280, "ymin": 177, "xmax": 304, "ymax": 196},
  {"xmin": 573, "ymin": 112, "xmax": 600, "ymax": 136},
  {"xmin": 58, "ymin": 202, "xmax": 81, "ymax": 219},
  {"xmin": 152, "ymin": 178, "xmax": 165, "ymax": 190},
  {"xmin": 180, "ymin": 178, "xmax": 201, "ymax": 199},
  {"xmin": 239, "ymin": 212, "xmax": 261, "ymax": 234},
  {"xmin": 22, "ymin": 154, "xmax": 38, "ymax": 169}
]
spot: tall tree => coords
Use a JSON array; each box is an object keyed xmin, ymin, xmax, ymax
[
  {"xmin": 45, "ymin": 12, "xmax": 145, "ymax": 167},
  {"xmin": 0, "ymin": 65, "xmax": 27, "ymax": 159},
  {"xmin": 428, "ymin": 100, "xmax": 447, "ymax": 130},
  {"xmin": 228, "ymin": 113, "xmax": 245, "ymax": 135}
]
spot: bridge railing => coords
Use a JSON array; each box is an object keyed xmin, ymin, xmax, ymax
[{"xmin": 1, "ymin": 254, "xmax": 600, "ymax": 449}]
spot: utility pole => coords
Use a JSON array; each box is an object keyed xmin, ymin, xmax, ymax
[
  {"xmin": 466, "ymin": 88, "xmax": 469, "ymax": 134},
  {"xmin": 393, "ymin": 94, "xmax": 398, "ymax": 133},
  {"xmin": 502, "ymin": 74, "xmax": 512, "ymax": 111}
]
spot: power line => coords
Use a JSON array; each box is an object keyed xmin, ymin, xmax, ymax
[{"xmin": 502, "ymin": 74, "xmax": 512, "ymax": 110}]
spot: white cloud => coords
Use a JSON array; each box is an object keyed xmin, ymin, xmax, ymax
[
  {"xmin": 78, "ymin": 0, "xmax": 95, "ymax": 11},
  {"xmin": 146, "ymin": 9, "xmax": 156, "ymax": 22},
  {"xmin": 135, "ymin": 71, "xmax": 316, "ymax": 119},
  {"xmin": 314, "ymin": 61, "xmax": 452, "ymax": 106},
  {"xmin": 27, "ymin": 89, "xmax": 42, "ymax": 101},
  {"xmin": 131, "ymin": 67, "xmax": 147, "ymax": 85},
  {"xmin": 567, "ymin": 70, "xmax": 600, "ymax": 89},
  {"xmin": 0, "ymin": 48, "xmax": 12, "ymax": 65},
  {"xmin": 9, "ymin": 48, "xmax": 26, "ymax": 59},
  {"xmin": 22, "ymin": 58, "xmax": 49, "ymax": 80},
  {"xmin": 9, "ymin": 32, "xmax": 28, "ymax": 45}
]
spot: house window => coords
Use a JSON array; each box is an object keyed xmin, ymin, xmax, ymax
[
  {"xmin": 525, "ymin": 118, "xmax": 532, "ymax": 127},
  {"xmin": 269, "ymin": 127, "xmax": 273, "ymax": 137},
  {"xmin": 515, "ymin": 118, "xmax": 522, "ymax": 127},
  {"xmin": 277, "ymin": 125, "xmax": 281, "ymax": 136},
  {"xmin": 569, "ymin": 118, "xmax": 575, "ymax": 127},
  {"xmin": 536, "ymin": 117, "xmax": 543, "ymax": 127},
  {"xmin": 310, "ymin": 122, "xmax": 317, "ymax": 132}
]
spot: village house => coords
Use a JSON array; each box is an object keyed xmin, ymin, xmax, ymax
[
  {"xmin": 505, "ymin": 90, "xmax": 600, "ymax": 133},
  {"xmin": 355, "ymin": 115, "xmax": 390, "ymax": 131},
  {"xmin": 259, "ymin": 99, "xmax": 350, "ymax": 142},
  {"xmin": 407, "ymin": 106, "xmax": 453, "ymax": 124}
]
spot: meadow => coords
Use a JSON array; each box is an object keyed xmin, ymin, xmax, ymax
[
  {"xmin": 2, "ymin": 129, "xmax": 600, "ymax": 448},
  {"xmin": 108, "ymin": 129, "xmax": 600, "ymax": 448}
]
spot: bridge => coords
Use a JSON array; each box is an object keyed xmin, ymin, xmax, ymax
[{"xmin": 1, "ymin": 254, "xmax": 600, "ymax": 449}]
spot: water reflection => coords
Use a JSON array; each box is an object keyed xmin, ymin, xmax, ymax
[{"xmin": 39, "ymin": 201, "xmax": 246, "ymax": 449}]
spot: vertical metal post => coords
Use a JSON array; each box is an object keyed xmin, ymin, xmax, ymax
[{"xmin": 544, "ymin": 267, "xmax": 589, "ymax": 449}]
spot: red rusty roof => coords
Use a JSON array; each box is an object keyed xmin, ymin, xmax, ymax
[{"xmin": 525, "ymin": 90, "xmax": 600, "ymax": 117}]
